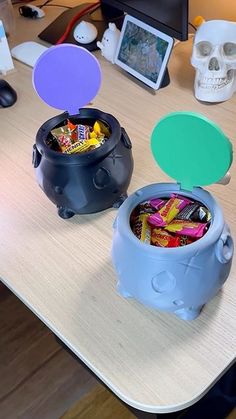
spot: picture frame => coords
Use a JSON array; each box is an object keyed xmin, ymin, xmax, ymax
[{"xmin": 114, "ymin": 14, "xmax": 174, "ymax": 90}]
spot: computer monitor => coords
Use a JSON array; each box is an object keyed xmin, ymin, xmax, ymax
[
  {"xmin": 39, "ymin": 0, "xmax": 189, "ymax": 50},
  {"xmin": 101, "ymin": 0, "xmax": 189, "ymax": 41}
]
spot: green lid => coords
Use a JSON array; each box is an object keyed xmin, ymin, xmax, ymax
[{"xmin": 150, "ymin": 111, "xmax": 233, "ymax": 191}]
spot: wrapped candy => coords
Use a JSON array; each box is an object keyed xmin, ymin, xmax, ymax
[
  {"xmin": 49, "ymin": 119, "xmax": 110, "ymax": 154},
  {"xmin": 132, "ymin": 213, "xmax": 151, "ymax": 244},
  {"xmin": 148, "ymin": 194, "xmax": 192, "ymax": 227},
  {"xmin": 165, "ymin": 219, "xmax": 208, "ymax": 238}
]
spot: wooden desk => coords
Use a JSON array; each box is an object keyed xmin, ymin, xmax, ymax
[{"xmin": 1, "ymin": 2, "xmax": 236, "ymax": 414}]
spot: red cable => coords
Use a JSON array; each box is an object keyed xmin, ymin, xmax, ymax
[{"xmin": 56, "ymin": 1, "xmax": 101, "ymax": 45}]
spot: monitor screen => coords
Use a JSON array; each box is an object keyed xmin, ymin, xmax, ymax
[
  {"xmin": 115, "ymin": 15, "xmax": 174, "ymax": 89},
  {"xmin": 101, "ymin": 0, "xmax": 189, "ymax": 41}
]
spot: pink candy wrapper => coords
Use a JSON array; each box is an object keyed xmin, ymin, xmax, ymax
[
  {"xmin": 165, "ymin": 219, "xmax": 207, "ymax": 238},
  {"xmin": 149, "ymin": 198, "xmax": 166, "ymax": 210},
  {"xmin": 148, "ymin": 194, "xmax": 192, "ymax": 227}
]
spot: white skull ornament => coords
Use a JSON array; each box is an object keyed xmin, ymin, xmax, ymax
[{"xmin": 191, "ymin": 20, "xmax": 236, "ymax": 102}]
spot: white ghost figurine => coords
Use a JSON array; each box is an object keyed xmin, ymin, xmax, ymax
[
  {"xmin": 73, "ymin": 21, "xmax": 98, "ymax": 44},
  {"xmin": 97, "ymin": 23, "xmax": 120, "ymax": 64},
  {"xmin": 191, "ymin": 20, "xmax": 236, "ymax": 102}
]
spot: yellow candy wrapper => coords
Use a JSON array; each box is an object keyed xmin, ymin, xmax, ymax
[{"xmin": 132, "ymin": 213, "xmax": 151, "ymax": 244}]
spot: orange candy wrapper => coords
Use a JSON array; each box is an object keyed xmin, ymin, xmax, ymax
[{"xmin": 151, "ymin": 228, "xmax": 180, "ymax": 248}]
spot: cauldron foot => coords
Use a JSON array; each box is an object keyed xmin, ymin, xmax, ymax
[
  {"xmin": 57, "ymin": 207, "xmax": 75, "ymax": 219},
  {"xmin": 113, "ymin": 193, "xmax": 128, "ymax": 208},
  {"xmin": 175, "ymin": 305, "xmax": 203, "ymax": 321}
]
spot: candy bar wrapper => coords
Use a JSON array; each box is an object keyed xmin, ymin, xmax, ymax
[
  {"xmin": 149, "ymin": 198, "xmax": 166, "ymax": 210},
  {"xmin": 51, "ymin": 125, "xmax": 76, "ymax": 151},
  {"xmin": 191, "ymin": 206, "xmax": 211, "ymax": 223},
  {"xmin": 98, "ymin": 120, "xmax": 110, "ymax": 137},
  {"xmin": 137, "ymin": 201, "xmax": 156, "ymax": 215},
  {"xmin": 130, "ymin": 208, "xmax": 139, "ymax": 226},
  {"xmin": 64, "ymin": 140, "xmax": 91, "ymax": 154},
  {"xmin": 151, "ymin": 228, "xmax": 181, "ymax": 248},
  {"xmin": 177, "ymin": 202, "xmax": 200, "ymax": 220},
  {"xmin": 178, "ymin": 202, "xmax": 212, "ymax": 223},
  {"xmin": 56, "ymin": 134, "xmax": 73, "ymax": 152},
  {"xmin": 87, "ymin": 138, "xmax": 101, "ymax": 151},
  {"xmin": 51, "ymin": 126, "xmax": 69, "ymax": 138},
  {"xmin": 67, "ymin": 119, "xmax": 77, "ymax": 133},
  {"xmin": 90, "ymin": 121, "xmax": 102, "ymax": 139},
  {"xmin": 90, "ymin": 120, "xmax": 110, "ymax": 140},
  {"xmin": 165, "ymin": 219, "xmax": 207, "ymax": 238},
  {"xmin": 64, "ymin": 138, "xmax": 101, "ymax": 154},
  {"xmin": 132, "ymin": 214, "xmax": 151, "ymax": 244},
  {"xmin": 51, "ymin": 126, "xmax": 66, "ymax": 139},
  {"xmin": 95, "ymin": 120, "xmax": 110, "ymax": 138},
  {"xmin": 179, "ymin": 235, "xmax": 196, "ymax": 246},
  {"xmin": 90, "ymin": 132, "xmax": 105, "ymax": 143},
  {"xmin": 93, "ymin": 121, "xmax": 101, "ymax": 135},
  {"xmin": 77, "ymin": 124, "xmax": 90, "ymax": 141},
  {"xmin": 148, "ymin": 195, "xmax": 192, "ymax": 227}
]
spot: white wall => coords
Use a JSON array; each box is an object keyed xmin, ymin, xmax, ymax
[{"xmin": 189, "ymin": 0, "xmax": 236, "ymax": 24}]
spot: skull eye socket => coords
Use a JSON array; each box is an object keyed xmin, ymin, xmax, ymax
[
  {"xmin": 196, "ymin": 41, "xmax": 213, "ymax": 57},
  {"xmin": 223, "ymin": 42, "xmax": 236, "ymax": 58}
]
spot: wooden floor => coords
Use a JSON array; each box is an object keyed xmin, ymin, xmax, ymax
[
  {"xmin": 0, "ymin": 284, "xmax": 235, "ymax": 419},
  {"xmin": 0, "ymin": 284, "xmax": 134, "ymax": 419}
]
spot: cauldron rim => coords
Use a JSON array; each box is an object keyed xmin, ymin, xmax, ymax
[{"xmin": 35, "ymin": 108, "xmax": 121, "ymax": 166}]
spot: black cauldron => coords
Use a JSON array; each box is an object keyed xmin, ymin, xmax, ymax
[{"xmin": 32, "ymin": 108, "xmax": 133, "ymax": 219}]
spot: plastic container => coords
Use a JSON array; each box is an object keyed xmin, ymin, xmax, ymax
[
  {"xmin": 0, "ymin": 0, "xmax": 14, "ymax": 37},
  {"xmin": 112, "ymin": 112, "xmax": 234, "ymax": 320},
  {"xmin": 32, "ymin": 44, "xmax": 133, "ymax": 218}
]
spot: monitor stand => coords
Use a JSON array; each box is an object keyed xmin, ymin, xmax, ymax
[
  {"xmin": 118, "ymin": 67, "xmax": 170, "ymax": 93},
  {"xmin": 160, "ymin": 68, "xmax": 170, "ymax": 88},
  {"xmin": 38, "ymin": 3, "xmax": 124, "ymax": 52}
]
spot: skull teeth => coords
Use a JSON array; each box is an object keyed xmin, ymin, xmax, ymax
[
  {"xmin": 199, "ymin": 70, "xmax": 233, "ymax": 90},
  {"xmin": 200, "ymin": 79, "xmax": 230, "ymax": 89}
]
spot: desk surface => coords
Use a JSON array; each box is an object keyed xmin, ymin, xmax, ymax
[{"xmin": 1, "ymin": 2, "xmax": 236, "ymax": 414}]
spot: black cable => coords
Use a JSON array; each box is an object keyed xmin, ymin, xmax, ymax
[
  {"xmin": 39, "ymin": 3, "xmax": 73, "ymax": 8},
  {"xmin": 38, "ymin": 0, "xmax": 53, "ymax": 8},
  {"xmin": 188, "ymin": 21, "xmax": 197, "ymax": 31},
  {"xmin": 15, "ymin": 0, "xmax": 72, "ymax": 9}
]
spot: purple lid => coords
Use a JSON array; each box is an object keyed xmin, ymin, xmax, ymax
[{"xmin": 32, "ymin": 44, "xmax": 102, "ymax": 115}]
